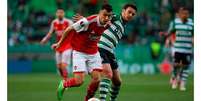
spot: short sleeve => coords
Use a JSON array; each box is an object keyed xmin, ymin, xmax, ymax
[
  {"xmin": 48, "ymin": 21, "xmax": 54, "ymax": 33},
  {"xmin": 167, "ymin": 21, "xmax": 175, "ymax": 35},
  {"xmin": 71, "ymin": 18, "xmax": 89, "ymax": 32}
]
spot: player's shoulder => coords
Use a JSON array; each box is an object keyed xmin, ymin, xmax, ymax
[
  {"xmin": 111, "ymin": 14, "xmax": 120, "ymax": 22},
  {"xmin": 52, "ymin": 19, "xmax": 58, "ymax": 24},
  {"xmin": 86, "ymin": 15, "xmax": 98, "ymax": 23},
  {"xmin": 187, "ymin": 18, "xmax": 193, "ymax": 23},
  {"xmin": 63, "ymin": 18, "xmax": 73, "ymax": 25},
  {"xmin": 174, "ymin": 18, "xmax": 181, "ymax": 23}
]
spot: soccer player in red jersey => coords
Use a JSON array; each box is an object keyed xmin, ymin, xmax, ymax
[
  {"xmin": 51, "ymin": 4, "xmax": 113, "ymax": 101},
  {"xmin": 40, "ymin": 8, "xmax": 73, "ymax": 80}
]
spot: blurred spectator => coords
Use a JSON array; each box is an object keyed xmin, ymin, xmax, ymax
[{"xmin": 7, "ymin": 0, "xmax": 193, "ymax": 47}]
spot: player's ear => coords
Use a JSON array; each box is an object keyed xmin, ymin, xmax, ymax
[{"xmin": 121, "ymin": 9, "xmax": 125, "ymax": 15}]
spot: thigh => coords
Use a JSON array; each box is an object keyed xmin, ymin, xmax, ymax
[
  {"xmin": 182, "ymin": 53, "xmax": 192, "ymax": 66},
  {"xmin": 174, "ymin": 52, "xmax": 182, "ymax": 64},
  {"xmin": 72, "ymin": 50, "xmax": 87, "ymax": 73},
  {"xmin": 109, "ymin": 55, "xmax": 119, "ymax": 70},
  {"xmin": 61, "ymin": 49, "xmax": 72, "ymax": 65},
  {"xmin": 90, "ymin": 70, "xmax": 101, "ymax": 81},
  {"xmin": 87, "ymin": 52, "xmax": 102, "ymax": 73},
  {"xmin": 101, "ymin": 63, "xmax": 113, "ymax": 78},
  {"xmin": 55, "ymin": 51, "xmax": 62, "ymax": 65},
  {"xmin": 99, "ymin": 48, "xmax": 110, "ymax": 64}
]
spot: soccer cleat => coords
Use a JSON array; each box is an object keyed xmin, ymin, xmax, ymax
[
  {"xmin": 179, "ymin": 81, "xmax": 186, "ymax": 91},
  {"xmin": 57, "ymin": 80, "xmax": 66, "ymax": 101}
]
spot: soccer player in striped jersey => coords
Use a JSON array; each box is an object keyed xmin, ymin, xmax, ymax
[
  {"xmin": 40, "ymin": 8, "xmax": 73, "ymax": 80},
  {"xmin": 73, "ymin": 4, "xmax": 137, "ymax": 101},
  {"xmin": 97, "ymin": 4, "xmax": 137, "ymax": 101},
  {"xmin": 52, "ymin": 4, "xmax": 113, "ymax": 101},
  {"xmin": 166, "ymin": 7, "xmax": 193, "ymax": 91}
]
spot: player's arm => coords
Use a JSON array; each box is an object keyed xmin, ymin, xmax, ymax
[
  {"xmin": 52, "ymin": 17, "xmax": 89, "ymax": 49},
  {"xmin": 40, "ymin": 21, "xmax": 54, "ymax": 45},
  {"xmin": 165, "ymin": 21, "xmax": 175, "ymax": 47},
  {"xmin": 52, "ymin": 26, "xmax": 74, "ymax": 49}
]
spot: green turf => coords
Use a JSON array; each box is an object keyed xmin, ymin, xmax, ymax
[{"xmin": 8, "ymin": 73, "xmax": 193, "ymax": 101}]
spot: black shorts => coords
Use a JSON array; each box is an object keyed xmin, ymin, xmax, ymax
[
  {"xmin": 174, "ymin": 52, "xmax": 192, "ymax": 65},
  {"xmin": 99, "ymin": 48, "xmax": 118, "ymax": 70}
]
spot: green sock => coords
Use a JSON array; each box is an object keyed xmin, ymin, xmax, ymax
[
  {"xmin": 99, "ymin": 78, "xmax": 111, "ymax": 101},
  {"xmin": 110, "ymin": 85, "xmax": 120, "ymax": 101}
]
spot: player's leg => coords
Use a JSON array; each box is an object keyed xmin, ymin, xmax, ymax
[
  {"xmin": 63, "ymin": 50, "xmax": 87, "ymax": 87},
  {"xmin": 56, "ymin": 51, "xmax": 68, "ymax": 80},
  {"xmin": 57, "ymin": 72, "xmax": 85, "ymax": 101},
  {"xmin": 108, "ymin": 55, "xmax": 121, "ymax": 101},
  {"xmin": 57, "ymin": 50, "xmax": 87, "ymax": 100},
  {"xmin": 63, "ymin": 72, "xmax": 85, "ymax": 87},
  {"xmin": 110, "ymin": 69, "xmax": 121, "ymax": 101},
  {"xmin": 179, "ymin": 54, "xmax": 191, "ymax": 91},
  {"xmin": 85, "ymin": 70, "xmax": 102, "ymax": 101},
  {"xmin": 85, "ymin": 52, "xmax": 104, "ymax": 101},
  {"xmin": 171, "ymin": 52, "xmax": 182, "ymax": 89},
  {"xmin": 60, "ymin": 49, "xmax": 72, "ymax": 80},
  {"xmin": 98, "ymin": 49, "xmax": 113, "ymax": 101},
  {"xmin": 98, "ymin": 64, "xmax": 112, "ymax": 101}
]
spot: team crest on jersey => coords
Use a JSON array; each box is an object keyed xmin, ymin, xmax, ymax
[
  {"xmin": 74, "ymin": 66, "xmax": 77, "ymax": 70},
  {"xmin": 80, "ymin": 21, "xmax": 85, "ymax": 27}
]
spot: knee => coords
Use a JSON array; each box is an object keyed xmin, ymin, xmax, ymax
[
  {"xmin": 102, "ymin": 70, "xmax": 113, "ymax": 79},
  {"xmin": 93, "ymin": 76, "xmax": 101, "ymax": 84},
  {"xmin": 60, "ymin": 63, "xmax": 67, "ymax": 68}
]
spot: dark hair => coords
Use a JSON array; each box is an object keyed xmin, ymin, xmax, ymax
[
  {"xmin": 179, "ymin": 6, "xmax": 189, "ymax": 11},
  {"xmin": 123, "ymin": 4, "xmax": 137, "ymax": 12},
  {"xmin": 101, "ymin": 4, "xmax": 113, "ymax": 12},
  {"xmin": 57, "ymin": 7, "xmax": 64, "ymax": 11}
]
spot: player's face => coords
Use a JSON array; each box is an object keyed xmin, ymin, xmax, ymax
[
  {"xmin": 99, "ymin": 9, "xmax": 112, "ymax": 25},
  {"xmin": 122, "ymin": 7, "xmax": 136, "ymax": 22},
  {"xmin": 179, "ymin": 10, "xmax": 189, "ymax": 21},
  {"xmin": 56, "ymin": 10, "xmax": 65, "ymax": 20}
]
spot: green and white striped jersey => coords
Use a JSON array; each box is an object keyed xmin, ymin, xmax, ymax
[
  {"xmin": 168, "ymin": 18, "xmax": 194, "ymax": 54},
  {"xmin": 98, "ymin": 14, "xmax": 125, "ymax": 53}
]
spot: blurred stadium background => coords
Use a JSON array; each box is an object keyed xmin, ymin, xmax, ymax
[{"xmin": 7, "ymin": 0, "xmax": 194, "ymax": 101}]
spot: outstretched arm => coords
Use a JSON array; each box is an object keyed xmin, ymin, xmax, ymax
[
  {"xmin": 51, "ymin": 26, "xmax": 74, "ymax": 49},
  {"xmin": 40, "ymin": 21, "xmax": 54, "ymax": 45},
  {"xmin": 52, "ymin": 17, "xmax": 90, "ymax": 49}
]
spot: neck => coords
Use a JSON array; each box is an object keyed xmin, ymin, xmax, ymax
[
  {"xmin": 58, "ymin": 18, "xmax": 63, "ymax": 21},
  {"xmin": 181, "ymin": 18, "xmax": 187, "ymax": 23}
]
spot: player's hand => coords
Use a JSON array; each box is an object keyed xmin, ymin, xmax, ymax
[
  {"xmin": 40, "ymin": 38, "xmax": 47, "ymax": 45},
  {"xmin": 51, "ymin": 43, "xmax": 60, "ymax": 50},
  {"xmin": 73, "ymin": 13, "xmax": 84, "ymax": 22}
]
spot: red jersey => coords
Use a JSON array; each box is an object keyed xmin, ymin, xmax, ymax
[
  {"xmin": 71, "ymin": 15, "xmax": 108, "ymax": 54},
  {"xmin": 49, "ymin": 18, "xmax": 73, "ymax": 52}
]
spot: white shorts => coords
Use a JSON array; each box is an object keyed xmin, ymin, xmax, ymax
[
  {"xmin": 55, "ymin": 49, "xmax": 72, "ymax": 65},
  {"xmin": 72, "ymin": 50, "xmax": 102, "ymax": 73}
]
